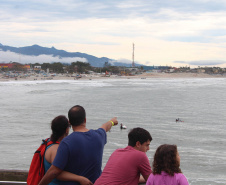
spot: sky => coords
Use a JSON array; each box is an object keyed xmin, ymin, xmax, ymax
[{"xmin": 1, "ymin": 0, "xmax": 226, "ymax": 68}]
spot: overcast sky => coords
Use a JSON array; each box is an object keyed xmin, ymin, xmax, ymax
[{"xmin": 1, "ymin": 0, "xmax": 226, "ymax": 67}]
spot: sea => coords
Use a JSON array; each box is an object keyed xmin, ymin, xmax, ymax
[{"xmin": 0, "ymin": 77, "xmax": 225, "ymax": 185}]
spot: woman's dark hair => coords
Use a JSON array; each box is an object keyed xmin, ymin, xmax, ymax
[
  {"xmin": 152, "ymin": 144, "xmax": 182, "ymax": 176},
  {"xmin": 50, "ymin": 115, "xmax": 69, "ymax": 142},
  {"xmin": 128, "ymin": 127, "xmax": 152, "ymax": 146},
  {"xmin": 68, "ymin": 105, "xmax": 86, "ymax": 126}
]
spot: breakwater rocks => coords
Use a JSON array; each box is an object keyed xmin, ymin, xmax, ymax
[{"xmin": 0, "ymin": 169, "xmax": 27, "ymax": 184}]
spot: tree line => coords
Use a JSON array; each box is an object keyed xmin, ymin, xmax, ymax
[{"xmin": 2, "ymin": 61, "xmax": 124, "ymax": 74}]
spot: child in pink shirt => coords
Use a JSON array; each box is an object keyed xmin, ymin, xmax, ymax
[{"xmin": 146, "ymin": 144, "xmax": 189, "ymax": 185}]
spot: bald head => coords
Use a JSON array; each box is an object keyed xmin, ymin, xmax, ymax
[{"xmin": 68, "ymin": 105, "xmax": 86, "ymax": 126}]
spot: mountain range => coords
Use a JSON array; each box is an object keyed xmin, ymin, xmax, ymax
[{"xmin": 0, "ymin": 43, "xmax": 137, "ymax": 67}]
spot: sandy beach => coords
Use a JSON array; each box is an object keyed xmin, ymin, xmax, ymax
[{"xmin": 0, "ymin": 72, "xmax": 225, "ymax": 82}]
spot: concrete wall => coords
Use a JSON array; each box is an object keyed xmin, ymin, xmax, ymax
[
  {"xmin": 0, "ymin": 169, "xmax": 146, "ymax": 185},
  {"xmin": 0, "ymin": 170, "xmax": 28, "ymax": 184}
]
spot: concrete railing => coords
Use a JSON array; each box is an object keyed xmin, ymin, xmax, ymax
[
  {"xmin": 0, "ymin": 169, "xmax": 146, "ymax": 185},
  {"xmin": 0, "ymin": 182, "xmax": 27, "ymax": 185},
  {"xmin": 0, "ymin": 170, "xmax": 28, "ymax": 185}
]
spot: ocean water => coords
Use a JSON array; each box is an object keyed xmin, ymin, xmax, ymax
[{"xmin": 0, "ymin": 77, "xmax": 225, "ymax": 185}]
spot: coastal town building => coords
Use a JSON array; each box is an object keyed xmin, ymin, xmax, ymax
[
  {"xmin": 1, "ymin": 62, "xmax": 226, "ymax": 79},
  {"xmin": 0, "ymin": 63, "xmax": 31, "ymax": 70},
  {"xmin": 0, "ymin": 63, "xmax": 14, "ymax": 69}
]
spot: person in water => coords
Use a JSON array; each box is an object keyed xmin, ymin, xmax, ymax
[
  {"xmin": 44, "ymin": 115, "xmax": 93, "ymax": 185},
  {"xmin": 146, "ymin": 144, "xmax": 189, "ymax": 185},
  {"xmin": 39, "ymin": 105, "xmax": 118, "ymax": 185},
  {"xmin": 94, "ymin": 127, "xmax": 152, "ymax": 185},
  {"xmin": 120, "ymin": 123, "xmax": 126, "ymax": 129}
]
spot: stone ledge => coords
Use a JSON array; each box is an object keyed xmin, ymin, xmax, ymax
[
  {"xmin": 0, "ymin": 181, "xmax": 27, "ymax": 185},
  {"xmin": 0, "ymin": 169, "xmax": 146, "ymax": 184},
  {"xmin": 0, "ymin": 170, "xmax": 28, "ymax": 182}
]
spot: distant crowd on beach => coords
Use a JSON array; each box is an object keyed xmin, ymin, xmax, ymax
[
  {"xmin": 27, "ymin": 105, "xmax": 189, "ymax": 185},
  {"xmin": 1, "ymin": 71, "xmax": 226, "ymax": 82}
]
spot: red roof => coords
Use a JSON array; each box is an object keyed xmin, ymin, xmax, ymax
[{"xmin": 0, "ymin": 63, "xmax": 14, "ymax": 68}]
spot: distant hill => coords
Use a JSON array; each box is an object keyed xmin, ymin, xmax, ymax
[{"xmin": 0, "ymin": 43, "xmax": 137, "ymax": 67}]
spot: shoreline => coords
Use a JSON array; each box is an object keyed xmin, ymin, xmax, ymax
[{"xmin": 0, "ymin": 72, "xmax": 225, "ymax": 82}]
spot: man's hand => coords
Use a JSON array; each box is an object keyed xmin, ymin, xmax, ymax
[
  {"xmin": 101, "ymin": 117, "xmax": 118, "ymax": 132},
  {"xmin": 79, "ymin": 176, "xmax": 93, "ymax": 185},
  {"xmin": 110, "ymin": 117, "xmax": 118, "ymax": 126}
]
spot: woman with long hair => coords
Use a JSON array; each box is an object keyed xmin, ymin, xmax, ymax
[
  {"xmin": 44, "ymin": 115, "xmax": 93, "ymax": 185},
  {"xmin": 146, "ymin": 144, "xmax": 189, "ymax": 185}
]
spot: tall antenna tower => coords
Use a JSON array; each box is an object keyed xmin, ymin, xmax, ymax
[{"xmin": 132, "ymin": 43, "xmax": 135, "ymax": 67}]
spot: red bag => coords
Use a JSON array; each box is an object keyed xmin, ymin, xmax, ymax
[{"xmin": 27, "ymin": 138, "xmax": 59, "ymax": 185}]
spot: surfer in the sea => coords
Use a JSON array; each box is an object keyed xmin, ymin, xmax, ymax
[
  {"xmin": 176, "ymin": 118, "xmax": 183, "ymax": 122},
  {"xmin": 120, "ymin": 123, "xmax": 127, "ymax": 129}
]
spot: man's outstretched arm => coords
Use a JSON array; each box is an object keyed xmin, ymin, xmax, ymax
[
  {"xmin": 101, "ymin": 117, "xmax": 118, "ymax": 132},
  {"xmin": 38, "ymin": 165, "xmax": 62, "ymax": 185}
]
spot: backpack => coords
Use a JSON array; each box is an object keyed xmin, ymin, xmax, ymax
[{"xmin": 27, "ymin": 138, "xmax": 59, "ymax": 185}]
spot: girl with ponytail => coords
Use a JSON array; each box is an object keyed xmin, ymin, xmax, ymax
[{"xmin": 44, "ymin": 115, "xmax": 93, "ymax": 185}]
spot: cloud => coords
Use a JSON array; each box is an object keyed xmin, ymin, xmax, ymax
[
  {"xmin": 2, "ymin": 0, "xmax": 226, "ymax": 22},
  {"xmin": 1, "ymin": 0, "xmax": 226, "ymax": 67},
  {"xmin": 2, "ymin": 1, "xmax": 226, "ymax": 44},
  {"xmin": 174, "ymin": 60, "xmax": 226, "ymax": 66},
  {"xmin": 116, "ymin": 58, "xmax": 132, "ymax": 64},
  {"xmin": 0, "ymin": 50, "xmax": 87, "ymax": 64}
]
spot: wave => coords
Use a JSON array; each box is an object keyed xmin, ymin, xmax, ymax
[
  {"xmin": 0, "ymin": 79, "xmax": 114, "ymax": 88},
  {"xmin": 1, "ymin": 78, "xmax": 226, "ymax": 89}
]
